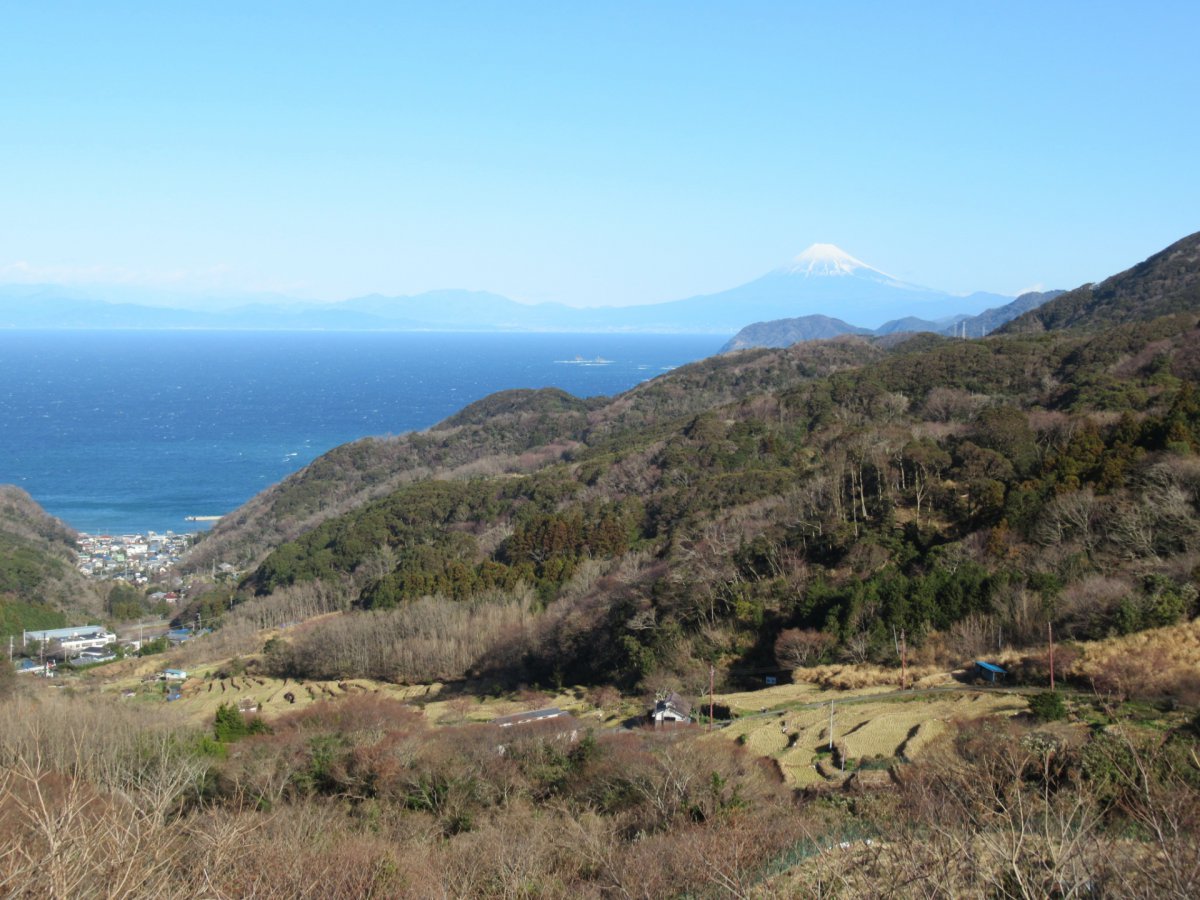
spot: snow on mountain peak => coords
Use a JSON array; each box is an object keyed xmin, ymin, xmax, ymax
[{"xmin": 784, "ymin": 243, "xmax": 874, "ymax": 277}]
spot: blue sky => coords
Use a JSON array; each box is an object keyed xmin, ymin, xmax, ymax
[{"xmin": 1, "ymin": 1, "xmax": 1197, "ymax": 306}]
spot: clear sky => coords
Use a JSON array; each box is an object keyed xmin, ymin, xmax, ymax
[{"xmin": 2, "ymin": 1, "xmax": 1197, "ymax": 306}]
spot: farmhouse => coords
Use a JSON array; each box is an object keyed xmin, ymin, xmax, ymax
[{"xmin": 650, "ymin": 692, "xmax": 692, "ymax": 726}]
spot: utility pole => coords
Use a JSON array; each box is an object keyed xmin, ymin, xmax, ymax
[
  {"xmin": 828, "ymin": 699, "xmax": 835, "ymax": 751},
  {"xmin": 708, "ymin": 664, "xmax": 715, "ymax": 732},
  {"xmin": 1048, "ymin": 621, "xmax": 1055, "ymax": 691},
  {"xmin": 900, "ymin": 628, "xmax": 908, "ymax": 690}
]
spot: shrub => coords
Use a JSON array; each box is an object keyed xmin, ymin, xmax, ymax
[
  {"xmin": 213, "ymin": 703, "xmax": 269, "ymax": 742},
  {"xmin": 1028, "ymin": 691, "xmax": 1067, "ymax": 722},
  {"xmin": 137, "ymin": 636, "xmax": 169, "ymax": 657}
]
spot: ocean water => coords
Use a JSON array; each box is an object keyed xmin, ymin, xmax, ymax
[{"xmin": 0, "ymin": 330, "xmax": 723, "ymax": 534}]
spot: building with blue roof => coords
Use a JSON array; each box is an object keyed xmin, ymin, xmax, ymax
[{"xmin": 973, "ymin": 660, "xmax": 1008, "ymax": 684}]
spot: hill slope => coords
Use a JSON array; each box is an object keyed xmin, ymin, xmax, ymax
[
  {"xmin": 720, "ymin": 315, "xmax": 872, "ymax": 351},
  {"xmin": 183, "ymin": 339, "xmax": 882, "ymax": 573},
  {"xmin": 1001, "ymin": 231, "xmax": 1200, "ymax": 333},
  {"xmin": 0, "ymin": 486, "xmax": 101, "ymax": 635},
  {"xmin": 722, "ymin": 289, "xmax": 1062, "ymax": 352}
]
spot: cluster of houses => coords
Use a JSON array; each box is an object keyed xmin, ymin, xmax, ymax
[
  {"xmin": 75, "ymin": 531, "xmax": 195, "ymax": 583},
  {"xmin": 15, "ymin": 625, "xmax": 119, "ymax": 674},
  {"xmin": 10, "ymin": 622, "xmax": 211, "ymax": 677}
]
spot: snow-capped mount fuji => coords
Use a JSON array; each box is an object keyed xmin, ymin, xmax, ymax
[
  {"xmin": 785, "ymin": 243, "xmax": 870, "ymax": 275},
  {"xmin": 782, "ymin": 243, "xmax": 899, "ymax": 280},
  {"xmin": 779, "ymin": 243, "xmax": 937, "ymax": 294},
  {"xmin": 609, "ymin": 243, "xmax": 1011, "ymax": 333}
]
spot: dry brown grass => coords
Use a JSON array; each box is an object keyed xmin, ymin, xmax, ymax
[
  {"xmin": 790, "ymin": 663, "xmax": 945, "ymax": 690},
  {"xmin": 1067, "ymin": 617, "xmax": 1200, "ymax": 702},
  {"xmin": 717, "ymin": 683, "xmax": 822, "ymax": 714},
  {"xmin": 978, "ymin": 616, "xmax": 1200, "ymax": 702}
]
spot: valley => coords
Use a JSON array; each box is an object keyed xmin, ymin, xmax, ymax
[{"xmin": 3, "ymin": 231, "xmax": 1200, "ymax": 897}]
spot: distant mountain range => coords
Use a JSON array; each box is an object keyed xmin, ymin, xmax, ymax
[
  {"xmin": 721, "ymin": 289, "xmax": 1064, "ymax": 352},
  {"xmin": 0, "ymin": 244, "xmax": 1016, "ymax": 335}
]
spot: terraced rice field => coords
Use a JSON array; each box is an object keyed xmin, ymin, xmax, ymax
[
  {"xmin": 743, "ymin": 724, "xmax": 790, "ymax": 756},
  {"xmin": 897, "ymin": 719, "xmax": 947, "ymax": 757},
  {"xmin": 107, "ymin": 670, "xmax": 437, "ymax": 724},
  {"xmin": 718, "ymin": 682, "xmax": 894, "ymax": 715},
  {"xmin": 421, "ymin": 689, "xmax": 605, "ymax": 727},
  {"xmin": 717, "ymin": 691, "xmax": 1027, "ymax": 787},
  {"xmin": 106, "ymin": 668, "xmax": 611, "ymax": 729},
  {"xmin": 842, "ymin": 713, "xmax": 926, "ymax": 759},
  {"xmin": 777, "ymin": 746, "xmax": 827, "ymax": 786}
]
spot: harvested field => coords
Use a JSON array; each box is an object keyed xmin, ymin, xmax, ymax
[
  {"xmin": 101, "ymin": 669, "xmax": 433, "ymax": 724},
  {"xmin": 744, "ymin": 725, "xmax": 790, "ymax": 756},
  {"xmin": 717, "ymin": 682, "xmax": 891, "ymax": 715},
  {"xmin": 720, "ymin": 691, "xmax": 1026, "ymax": 788},
  {"xmin": 842, "ymin": 713, "xmax": 928, "ymax": 759},
  {"xmin": 421, "ymin": 688, "xmax": 605, "ymax": 727}
]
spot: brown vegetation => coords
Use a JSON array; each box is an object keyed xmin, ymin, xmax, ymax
[{"xmin": 2, "ymin": 681, "xmax": 1197, "ymax": 898}]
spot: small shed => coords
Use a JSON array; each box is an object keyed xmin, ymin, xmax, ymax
[{"xmin": 973, "ymin": 661, "xmax": 1007, "ymax": 685}]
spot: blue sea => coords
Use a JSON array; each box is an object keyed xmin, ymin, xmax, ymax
[{"xmin": 0, "ymin": 331, "xmax": 723, "ymax": 534}]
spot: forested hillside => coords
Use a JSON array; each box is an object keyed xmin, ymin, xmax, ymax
[
  {"xmin": 169, "ymin": 235, "xmax": 1200, "ymax": 699},
  {"xmin": 0, "ymin": 486, "xmax": 100, "ymax": 636},
  {"xmin": 184, "ymin": 339, "xmax": 880, "ymax": 573},
  {"xmin": 1002, "ymin": 230, "xmax": 1200, "ymax": 333}
]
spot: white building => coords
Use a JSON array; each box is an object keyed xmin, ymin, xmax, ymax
[
  {"xmin": 24, "ymin": 626, "xmax": 117, "ymax": 656},
  {"xmin": 650, "ymin": 692, "xmax": 692, "ymax": 726}
]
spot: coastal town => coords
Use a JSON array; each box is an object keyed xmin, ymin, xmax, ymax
[
  {"xmin": 3, "ymin": 531, "xmax": 229, "ymax": 677},
  {"xmin": 74, "ymin": 530, "xmax": 199, "ymax": 584}
]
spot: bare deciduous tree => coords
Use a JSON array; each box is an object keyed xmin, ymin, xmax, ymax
[{"xmin": 775, "ymin": 628, "xmax": 836, "ymax": 669}]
